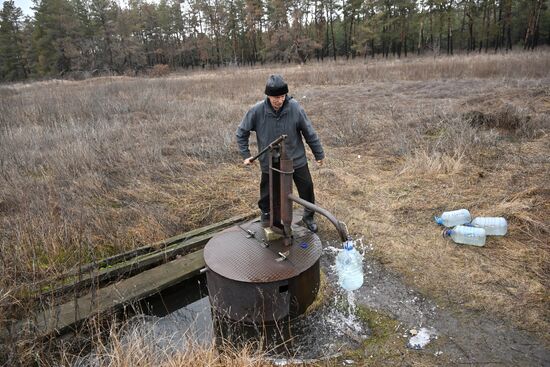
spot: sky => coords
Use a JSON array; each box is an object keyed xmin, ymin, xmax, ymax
[{"xmin": 13, "ymin": 0, "xmax": 34, "ymax": 16}]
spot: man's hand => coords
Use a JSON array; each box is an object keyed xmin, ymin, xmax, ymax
[
  {"xmin": 316, "ymin": 159, "xmax": 324, "ymax": 167},
  {"xmin": 243, "ymin": 157, "xmax": 256, "ymax": 165}
]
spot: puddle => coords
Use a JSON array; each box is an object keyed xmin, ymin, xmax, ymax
[{"xmin": 74, "ymin": 274, "xmax": 369, "ymax": 365}]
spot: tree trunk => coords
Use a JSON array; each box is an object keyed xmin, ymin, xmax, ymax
[
  {"xmin": 329, "ymin": 1, "xmax": 337, "ymax": 60},
  {"xmin": 525, "ymin": 0, "xmax": 544, "ymax": 50},
  {"xmin": 418, "ymin": 18, "xmax": 424, "ymax": 55},
  {"xmin": 342, "ymin": 0, "xmax": 348, "ymax": 58},
  {"xmin": 505, "ymin": 0, "xmax": 512, "ymax": 50},
  {"xmin": 484, "ymin": 0, "xmax": 490, "ymax": 53},
  {"xmin": 348, "ymin": 7, "xmax": 355, "ymax": 58},
  {"xmin": 447, "ymin": 1, "xmax": 453, "ymax": 55},
  {"xmin": 479, "ymin": 1, "xmax": 487, "ymax": 52}
]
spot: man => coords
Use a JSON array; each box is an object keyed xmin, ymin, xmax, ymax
[{"xmin": 236, "ymin": 74, "xmax": 325, "ymax": 232}]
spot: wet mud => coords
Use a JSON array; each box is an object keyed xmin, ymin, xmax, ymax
[{"xmin": 322, "ymin": 241, "xmax": 550, "ymax": 366}]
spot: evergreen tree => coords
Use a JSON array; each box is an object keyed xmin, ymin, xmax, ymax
[
  {"xmin": 31, "ymin": 0, "xmax": 80, "ymax": 76},
  {"xmin": 0, "ymin": 0, "xmax": 27, "ymax": 80},
  {"xmin": 89, "ymin": 0, "xmax": 116, "ymax": 70},
  {"xmin": 1, "ymin": 0, "xmax": 549, "ymax": 81}
]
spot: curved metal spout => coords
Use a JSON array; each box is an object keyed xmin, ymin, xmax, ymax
[{"xmin": 288, "ymin": 194, "xmax": 351, "ymax": 242}]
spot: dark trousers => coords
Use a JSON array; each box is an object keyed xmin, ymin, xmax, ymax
[{"xmin": 258, "ymin": 164, "xmax": 315, "ymax": 218}]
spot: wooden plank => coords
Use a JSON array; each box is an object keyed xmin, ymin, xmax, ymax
[
  {"xmin": 28, "ymin": 249, "xmax": 206, "ymax": 337},
  {"xmin": 53, "ymin": 213, "xmax": 253, "ymax": 277},
  {"xmin": 40, "ymin": 231, "xmax": 215, "ymax": 301},
  {"xmin": 36, "ymin": 213, "xmax": 256, "ymax": 298}
]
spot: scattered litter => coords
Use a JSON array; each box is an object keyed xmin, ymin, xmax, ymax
[
  {"xmin": 407, "ymin": 327, "xmax": 435, "ymax": 350},
  {"xmin": 409, "ymin": 329, "xmax": 418, "ymax": 336},
  {"xmin": 324, "ymin": 245, "xmax": 340, "ymax": 254},
  {"xmin": 395, "ymin": 322, "xmax": 402, "ymax": 332},
  {"xmin": 267, "ymin": 353, "xmax": 343, "ymax": 365},
  {"xmin": 435, "ymin": 351, "xmax": 443, "ymax": 356},
  {"xmin": 343, "ymin": 359, "xmax": 355, "ymax": 365}
]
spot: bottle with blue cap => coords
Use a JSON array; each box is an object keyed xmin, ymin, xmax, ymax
[
  {"xmin": 335, "ymin": 240, "xmax": 364, "ymax": 291},
  {"xmin": 435, "ymin": 209, "xmax": 471, "ymax": 227},
  {"xmin": 443, "ymin": 225, "xmax": 486, "ymax": 247}
]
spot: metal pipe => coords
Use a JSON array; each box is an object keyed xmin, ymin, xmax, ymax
[
  {"xmin": 279, "ymin": 142, "xmax": 294, "ymax": 246},
  {"xmin": 288, "ymin": 194, "xmax": 351, "ymax": 242}
]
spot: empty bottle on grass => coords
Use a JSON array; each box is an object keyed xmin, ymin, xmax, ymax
[
  {"xmin": 435, "ymin": 209, "xmax": 471, "ymax": 227},
  {"xmin": 336, "ymin": 240, "xmax": 364, "ymax": 291},
  {"xmin": 444, "ymin": 225, "xmax": 486, "ymax": 247},
  {"xmin": 471, "ymin": 217, "xmax": 507, "ymax": 236}
]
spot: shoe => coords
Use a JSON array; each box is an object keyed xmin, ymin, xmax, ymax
[
  {"xmin": 302, "ymin": 216, "xmax": 318, "ymax": 233},
  {"xmin": 261, "ymin": 212, "xmax": 270, "ymax": 228}
]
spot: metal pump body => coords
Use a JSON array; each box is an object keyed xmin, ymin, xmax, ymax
[
  {"xmin": 254, "ymin": 135, "xmax": 350, "ymax": 244},
  {"xmin": 203, "ymin": 135, "xmax": 350, "ymax": 324}
]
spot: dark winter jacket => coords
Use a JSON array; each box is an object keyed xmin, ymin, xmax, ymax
[{"xmin": 236, "ymin": 96, "xmax": 325, "ymax": 173}]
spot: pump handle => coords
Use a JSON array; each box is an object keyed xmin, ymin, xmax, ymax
[{"xmin": 249, "ymin": 135, "xmax": 287, "ymax": 163}]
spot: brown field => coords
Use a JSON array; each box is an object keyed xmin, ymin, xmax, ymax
[{"xmin": 0, "ymin": 51, "xmax": 549, "ymax": 365}]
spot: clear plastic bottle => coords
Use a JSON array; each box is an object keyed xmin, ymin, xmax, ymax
[
  {"xmin": 335, "ymin": 240, "xmax": 364, "ymax": 291},
  {"xmin": 435, "ymin": 209, "xmax": 471, "ymax": 227},
  {"xmin": 471, "ymin": 217, "xmax": 507, "ymax": 236},
  {"xmin": 444, "ymin": 225, "xmax": 486, "ymax": 247}
]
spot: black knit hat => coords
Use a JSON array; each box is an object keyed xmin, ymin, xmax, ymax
[{"xmin": 264, "ymin": 74, "xmax": 289, "ymax": 96}]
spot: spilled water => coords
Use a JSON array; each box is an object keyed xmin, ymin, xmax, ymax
[
  {"xmin": 75, "ymin": 239, "xmax": 370, "ymax": 365},
  {"xmin": 120, "ymin": 289, "xmax": 369, "ymax": 363}
]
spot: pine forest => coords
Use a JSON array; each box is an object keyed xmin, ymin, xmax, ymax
[{"xmin": 0, "ymin": 0, "xmax": 549, "ymax": 81}]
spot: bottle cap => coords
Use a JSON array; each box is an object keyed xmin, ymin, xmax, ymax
[
  {"xmin": 343, "ymin": 240, "xmax": 354, "ymax": 250},
  {"xmin": 442, "ymin": 229, "xmax": 452, "ymax": 238},
  {"xmin": 434, "ymin": 216, "xmax": 443, "ymax": 225}
]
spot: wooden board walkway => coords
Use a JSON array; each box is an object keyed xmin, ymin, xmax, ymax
[
  {"xmin": 35, "ymin": 213, "xmax": 256, "ymax": 301},
  {"xmin": 22, "ymin": 250, "xmax": 205, "ymax": 337},
  {"xmin": 6, "ymin": 213, "xmax": 256, "ymax": 339}
]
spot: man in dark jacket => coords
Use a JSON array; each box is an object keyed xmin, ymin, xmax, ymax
[{"xmin": 236, "ymin": 74, "xmax": 325, "ymax": 232}]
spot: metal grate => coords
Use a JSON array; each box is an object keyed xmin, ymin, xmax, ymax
[{"xmin": 204, "ymin": 221, "xmax": 322, "ymax": 282}]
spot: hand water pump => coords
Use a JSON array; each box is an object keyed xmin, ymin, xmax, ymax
[
  {"xmin": 248, "ymin": 135, "xmax": 351, "ymax": 246},
  {"xmin": 203, "ymin": 135, "xmax": 352, "ymax": 325}
]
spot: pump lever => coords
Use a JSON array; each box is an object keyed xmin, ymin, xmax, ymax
[{"xmin": 249, "ymin": 135, "xmax": 287, "ymax": 163}]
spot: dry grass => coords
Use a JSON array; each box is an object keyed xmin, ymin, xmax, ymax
[
  {"xmin": 302, "ymin": 73, "xmax": 549, "ymax": 338},
  {"xmin": 0, "ymin": 51, "xmax": 549, "ymax": 363},
  {"xmin": 58, "ymin": 329, "xmax": 272, "ymax": 367}
]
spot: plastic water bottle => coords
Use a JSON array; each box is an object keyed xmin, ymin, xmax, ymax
[
  {"xmin": 335, "ymin": 240, "xmax": 364, "ymax": 291},
  {"xmin": 471, "ymin": 217, "xmax": 507, "ymax": 236},
  {"xmin": 435, "ymin": 209, "xmax": 471, "ymax": 227},
  {"xmin": 444, "ymin": 225, "xmax": 486, "ymax": 247}
]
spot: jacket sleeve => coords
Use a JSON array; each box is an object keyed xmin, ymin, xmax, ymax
[
  {"xmin": 298, "ymin": 107, "xmax": 325, "ymax": 161},
  {"xmin": 235, "ymin": 107, "xmax": 256, "ymax": 159}
]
